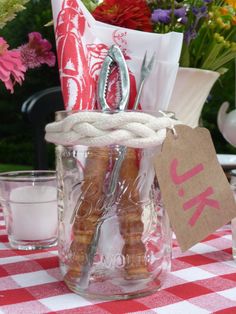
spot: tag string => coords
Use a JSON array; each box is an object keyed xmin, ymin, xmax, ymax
[{"xmin": 159, "ymin": 110, "xmax": 178, "ymax": 138}]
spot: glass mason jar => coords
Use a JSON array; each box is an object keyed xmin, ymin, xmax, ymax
[{"xmin": 55, "ymin": 111, "xmax": 172, "ymax": 300}]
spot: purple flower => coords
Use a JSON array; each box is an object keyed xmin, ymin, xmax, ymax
[
  {"xmin": 200, "ymin": 6, "xmax": 208, "ymax": 14},
  {"xmin": 180, "ymin": 16, "xmax": 188, "ymax": 24},
  {"xmin": 174, "ymin": 7, "xmax": 186, "ymax": 19},
  {"xmin": 185, "ymin": 3, "xmax": 209, "ymax": 45},
  {"xmin": 151, "ymin": 9, "xmax": 171, "ymax": 24},
  {"xmin": 184, "ymin": 27, "xmax": 197, "ymax": 45},
  {"xmin": 192, "ymin": 5, "xmax": 208, "ymax": 18},
  {"xmin": 174, "ymin": 7, "xmax": 187, "ymax": 24},
  {"xmin": 192, "ymin": 6, "xmax": 200, "ymax": 15}
]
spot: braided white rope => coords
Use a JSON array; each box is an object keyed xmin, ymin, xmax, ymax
[{"xmin": 45, "ymin": 111, "xmax": 180, "ymax": 148}]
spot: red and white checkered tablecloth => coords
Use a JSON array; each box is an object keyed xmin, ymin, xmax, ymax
[{"xmin": 1, "ymin": 209, "xmax": 236, "ymax": 314}]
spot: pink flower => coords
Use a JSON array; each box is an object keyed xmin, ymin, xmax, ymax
[
  {"xmin": 0, "ymin": 37, "xmax": 26, "ymax": 93},
  {"xmin": 19, "ymin": 32, "xmax": 56, "ymax": 69}
]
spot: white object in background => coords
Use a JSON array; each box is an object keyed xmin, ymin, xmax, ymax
[
  {"xmin": 217, "ymin": 102, "xmax": 236, "ymax": 147},
  {"xmin": 217, "ymin": 154, "xmax": 236, "ymax": 169},
  {"xmin": 10, "ymin": 186, "xmax": 57, "ymax": 241},
  {"xmin": 167, "ymin": 67, "xmax": 220, "ymax": 127}
]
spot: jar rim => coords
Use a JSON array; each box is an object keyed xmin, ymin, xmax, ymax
[
  {"xmin": 0, "ymin": 170, "xmax": 56, "ymax": 182},
  {"xmin": 54, "ymin": 109, "xmax": 176, "ymax": 121}
]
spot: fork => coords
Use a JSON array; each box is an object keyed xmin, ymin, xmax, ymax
[{"xmin": 133, "ymin": 51, "xmax": 156, "ymax": 110}]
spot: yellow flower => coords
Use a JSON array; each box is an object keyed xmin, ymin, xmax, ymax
[
  {"xmin": 232, "ymin": 15, "xmax": 236, "ymax": 25},
  {"xmin": 224, "ymin": 0, "xmax": 236, "ymax": 9},
  {"xmin": 220, "ymin": 7, "xmax": 229, "ymax": 15}
]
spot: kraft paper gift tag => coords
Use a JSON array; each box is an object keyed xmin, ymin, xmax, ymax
[{"xmin": 154, "ymin": 125, "xmax": 236, "ymax": 251}]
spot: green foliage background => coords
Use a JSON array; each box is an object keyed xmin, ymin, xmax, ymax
[
  {"xmin": 201, "ymin": 61, "xmax": 236, "ymax": 155},
  {"xmin": 0, "ymin": 0, "xmax": 60, "ymax": 167},
  {"xmin": 0, "ymin": 0, "xmax": 235, "ymax": 169}
]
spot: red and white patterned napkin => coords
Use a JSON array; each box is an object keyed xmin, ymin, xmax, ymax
[{"xmin": 51, "ymin": 0, "xmax": 183, "ymax": 113}]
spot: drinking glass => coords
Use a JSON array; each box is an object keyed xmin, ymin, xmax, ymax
[{"xmin": 0, "ymin": 170, "xmax": 58, "ymax": 250}]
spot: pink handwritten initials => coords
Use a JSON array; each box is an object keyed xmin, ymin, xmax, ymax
[
  {"xmin": 170, "ymin": 158, "xmax": 220, "ymax": 227},
  {"xmin": 183, "ymin": 187, "xmax": 220, "ymax": 226},
  {"xmin": 170, "ymin": 158, "xmax": 203, "ymax": 184}
]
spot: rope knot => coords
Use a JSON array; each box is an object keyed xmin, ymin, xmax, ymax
[{"xmin": 45, "ymin": 111, "xmax": 180, "ymax": 148}]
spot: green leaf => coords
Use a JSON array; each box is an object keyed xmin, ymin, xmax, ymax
[
  {"xmin": 81, "ymin": 0, "xmax": 98, "ymax": 12},
  {"xmin": 180, "ymin": 43, "xmax": 190, "ymax": 68}
]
